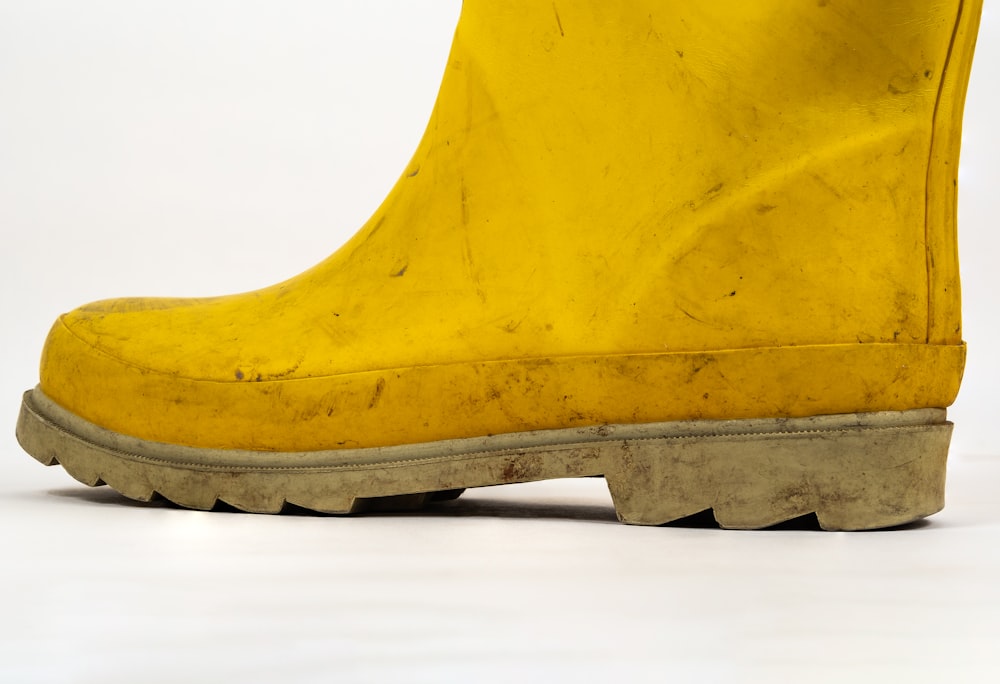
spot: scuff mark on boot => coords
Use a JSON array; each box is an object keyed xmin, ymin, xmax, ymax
[{"xmin": 368, "ymin": 378, "xmax": 386, "ymax": 409}]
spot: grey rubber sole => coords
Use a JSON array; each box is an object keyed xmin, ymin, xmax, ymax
[{"xmin": 16, "ymin": 387, "xmax": 952, "ymax": 529}]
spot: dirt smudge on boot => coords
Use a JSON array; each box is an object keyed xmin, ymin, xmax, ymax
[{"xmin": 368, "ymin": 378, "xmax": 386, "ymax": 409}]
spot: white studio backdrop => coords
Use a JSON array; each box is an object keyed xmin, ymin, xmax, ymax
[
  {"xmin": 3, "ymin": 5, "xmax": 1000, "ymax": 683},
  {"xmin": 1, "ymin": 0, "xmax": 997, "ymax": 456}
]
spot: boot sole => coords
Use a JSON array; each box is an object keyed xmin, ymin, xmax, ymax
[{"xmin": 16, "ymin": 388, "xmax": 951, "ymax": 530}]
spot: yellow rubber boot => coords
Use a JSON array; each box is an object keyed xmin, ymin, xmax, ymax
[{"xmin": 16, "ymin": 0, "xmax": 982, "ymax": 529}]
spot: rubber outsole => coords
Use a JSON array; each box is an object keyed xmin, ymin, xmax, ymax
[{"xmin": 16, "ymin": 388, "xmax": 952, "ymax": 530}]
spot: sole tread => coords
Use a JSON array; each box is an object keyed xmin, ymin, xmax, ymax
[{"xmin": 15, "ymin": 388, "xmax": 951, "ymax": 529}]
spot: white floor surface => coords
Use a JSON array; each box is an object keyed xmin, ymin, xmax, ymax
[{"xmin": 2, "ymin": 458, "xmax": 1000, "ymax": 683}]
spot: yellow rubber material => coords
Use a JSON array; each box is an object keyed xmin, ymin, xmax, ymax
[{"xmin": 43, "ymin": 320, "xmax": 964, "ymax": 451}]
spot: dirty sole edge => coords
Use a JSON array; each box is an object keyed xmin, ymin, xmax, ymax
[{"xmin": 16, "ymin": 388, "xmax": 951, "ymax": 530}]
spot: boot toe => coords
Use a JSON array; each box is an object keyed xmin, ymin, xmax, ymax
[{"xmin": 38, "ymin": 296, "xmax": 244, "ymax": 449}]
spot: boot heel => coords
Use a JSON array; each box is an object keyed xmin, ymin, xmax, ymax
[{"xmin": 603, "ymin": 410, "xmax": 952, "ymax": 530}]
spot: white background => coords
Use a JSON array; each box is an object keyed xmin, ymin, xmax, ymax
[{"xmin": 1, "ymin": 2, "xmax": 999, "ymax": 681}]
